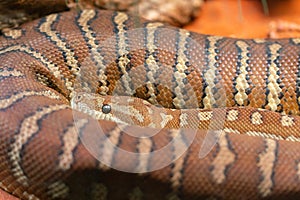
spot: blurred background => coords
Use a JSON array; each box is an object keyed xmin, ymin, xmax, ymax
[{"xmin": 185, "ymin": 0, "xmax": 300, "ymax": 38}]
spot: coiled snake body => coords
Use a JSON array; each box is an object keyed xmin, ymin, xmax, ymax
[{"xmin": 1, "ymin": 8, "xmax": 300, "ymax": 200}]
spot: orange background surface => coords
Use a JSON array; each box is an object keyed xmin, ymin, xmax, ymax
[
  {"xmin": 185, "ymin": 0, "xmax": 300, "ymax": 38},
  {"xmin": 1, "ymin": 0, "xmax": 300, "ymax": 199}
]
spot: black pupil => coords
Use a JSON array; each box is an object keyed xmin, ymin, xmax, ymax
[{"xmin": 102, "ymin": 104, "xmax": 111, "ymax": 114}]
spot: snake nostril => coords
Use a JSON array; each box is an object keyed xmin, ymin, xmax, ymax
[
  {"xmin": 75, "ymin": 94, "xmax": 82, "ymax": 102},
  {"xmin": 102, "ymin": 104, "xmax": 111, "ymax": 114}
]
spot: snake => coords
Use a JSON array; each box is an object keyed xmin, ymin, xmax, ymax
[{"xmin": 1, "ymin": 8, "xmax": 300, "ymax": 200}]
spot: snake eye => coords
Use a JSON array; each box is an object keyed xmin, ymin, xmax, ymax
[{"xmin": 102, "ymin": 104, "xmax": 111, "ymax": 114}]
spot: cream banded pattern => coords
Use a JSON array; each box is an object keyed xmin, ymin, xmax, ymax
[
  {"xmin": 72, "ymin": 92, "xmax": 300, "ymax": 141},
  {"xmin": 1, "ymin": 8, "xmax": 300, "ymax": 200}
]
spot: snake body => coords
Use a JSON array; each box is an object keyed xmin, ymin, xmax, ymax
[{"xmin": 1, "ymin": 8, "xmax": 300, "ymax": 200}]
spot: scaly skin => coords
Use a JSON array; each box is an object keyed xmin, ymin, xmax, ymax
[{"xmin": 0, "ymin": 9, "xmax": 300, "ymax": 200}]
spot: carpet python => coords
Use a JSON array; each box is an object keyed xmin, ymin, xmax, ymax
[{"xmin": 1, "ymin": 8, "xmax": 300, "ymax": 200}]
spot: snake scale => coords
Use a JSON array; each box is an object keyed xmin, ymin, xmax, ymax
[{"xmin": 1, "ymin": 8, "xmax": 300, "ymax": 200}]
